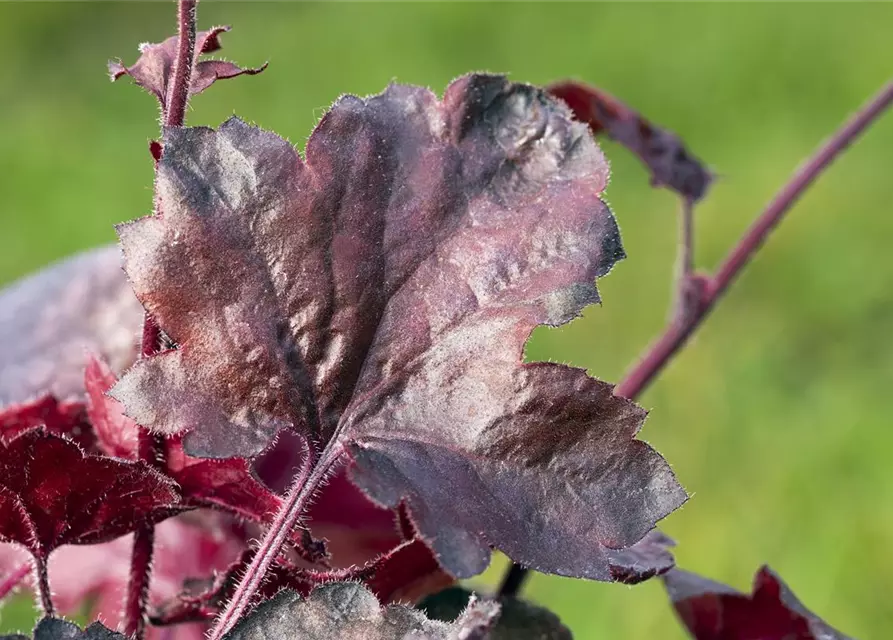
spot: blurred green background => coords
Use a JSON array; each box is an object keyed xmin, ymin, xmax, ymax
[{"xmin": 1, "ymin": 2, "xmax": 892, "ymax": 638}]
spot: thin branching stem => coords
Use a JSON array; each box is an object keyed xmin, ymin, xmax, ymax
[
  {"xmin": 122, "ymin": 2, "xmax": 199, "ymax": 637},
  {"xmin": 499, "ymin": 75, "xmax": 893, "ymax": 599},
  {"xmin": 208, "ymin": 440, "xmax": 345, "ymax": 639}
]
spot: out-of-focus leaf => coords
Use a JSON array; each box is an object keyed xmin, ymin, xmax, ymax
[
  {"xmin": 0, "ymin": 396, "xmax": 93, "ymax": 450},
  {"xmin": 420, "ymin": 586, "xmax": 572, "ymax": 640},
  {"xmin": 664, "ymin": 565, "xmax": 852, "ymax": 640},
  {"xmin": 549, "ymin": 81, "xmax": 712, "ymax": 201},
  {"xmin": 0, "ymin": 429, "xmax": 179, "ymax": 561},
  {"xmin": 108, "ymin": 26, "xmax": 266, "ymax": 110},
  {"xmin": 1, "ymin": 617, "xmax": 127, "ymax": 640},
  {"xmin": 221, "ymin": 582, "xmax": 498, "ymax": 640},
  {"xmin": 0, "ymin": 248, "xmax": 142, "ymax": 406},
  {"xmin": 112, "ymin": 73, "xmax": 685, "ymax": 581},
  {"xmin": 84, "ymin": 355, "xmax": 139, "ymax": 459}
]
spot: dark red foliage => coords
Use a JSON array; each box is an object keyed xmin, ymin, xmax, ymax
[
  {"xmin": 549, "ymin": 81, "xmax": 712, "ymax": 201},
  {"xmin": 111, "ymin": 73, "xmax": 685, "ymax": 582},
  {"xmin": 108, "ymin": 26, "xmax": 266, "ymax": 112},
  {"xmin": 0, "ymin": 395, "xmax": 93, "ymax": 449},
  {"xmin": 664, "ymin": 565, "xmax": 851, "ymax": 640},
  {"xmin": 151, "ymin": 538, "xmax": 450, "ymax": 626},
  {"xmin": 0, "ymin": 429, "xmax": 179, "ymax": 561}
]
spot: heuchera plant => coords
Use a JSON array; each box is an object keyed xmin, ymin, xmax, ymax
[{"xmin": 1, "ymin": 1, "xmax": 891, "ymax": 638}]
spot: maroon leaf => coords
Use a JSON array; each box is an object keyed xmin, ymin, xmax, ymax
[
  {"xmin": 0, "ymin": 248, "xmax": 143, "ymax": 407},
  {"xmin": 664, "ymin": 565, "xmax": 852, "ymax": 640},
  {"xmin": 84, "ymin": 354, "xmax": 140, "ymax": 459},
  {"xmin": 109, "ymin": 26, "xmax": 266, "ymax": 110},
  {"xmin": 112, "ymin": 74, "xmax": 686, "ymax": 580},
  {"xmin": 0, "ymin": 429, "xmax": 179, "ymax": 560},
  {"xmin": 549, "ymin": 81, "xmax": 712, "ymax": 201},
  {"xmin": 0, "ymin": 395, "xmax": 93, "ymax": 449}
]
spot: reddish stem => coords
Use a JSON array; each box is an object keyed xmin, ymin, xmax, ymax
[
  {"xmin": 122, "ymin": 2, "xmax": 198, "ymax": 637},
  {"xmin": 499, "ymin": 76, "xmax": 893, "ymax": 598},
  {"xmin": 0, "ymin": 562, "xmax": 30, "ymax": 602},
  {"xmin": 615, "ymin": 76, "xmax": 893, "ymax": 400},
  {"xmin": 208, "ymin": 441, "xmax": 344, "ymax": 639},
  {"xmin": 33, "ymin": 555, "xmax": 54, "ymax": 617},
  {"xmin": 164, "ymin": 0, "xmax": 197, "ymax": 129}
]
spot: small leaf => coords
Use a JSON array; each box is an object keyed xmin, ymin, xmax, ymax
[
  {"xmin": 549, "ymin": 81, "xmax": 712, "ymax": 201},
  {"xmin": 0, "ymin": 248, "xmax": 143, "ymax": 407},
  {"xmin": 0, "ymin": 429, "xmax": 179, "ymax": 561},
  {"xmin": 222, "ymin": 582, "xmax": 496, "ymax": 640},
  {"xmin": 1, "ymin": 617, "xmax": 127, "ymax": 640},
  {"xmin": 664, "ymin": 565, "xmax": 852, "ymax": 640},
  {"xmin": 112, "ymin": 73, "xmax": 686, "ymax": 581},
  {"xmin": 605, "ymin": 528, "xmax": 676, "ymax": 584},
  {"xmin": 109, "ymin": 26, "xmax": 266, "ymax": 110},
  {"xmin": 420, "ymin": 586, "xmax": 572, "ymax": 640}
]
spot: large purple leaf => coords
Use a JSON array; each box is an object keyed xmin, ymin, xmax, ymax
[
  {"xmin": 0, "ymin": 248, "xmax": 143, "ymax": 406},
  {"xmin": 112, "ymin": 74, "xmax": 686, "ymax": 580}
]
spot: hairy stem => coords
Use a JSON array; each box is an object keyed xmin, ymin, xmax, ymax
[
  {"xmin": 122, "ymin": 2, "xmax": 198, "ymax": 637},
  {"xmin": 33, "ymin": 556, "xmax": 54, "ymax": 617},
  {"xmin": 499, "ymin": 76, "xmax": 893, "ymax": 598},
  {"xmin": 0, "ymin": 562, "xmax": 30, "ymax": 602},
  {"xmin": 164, "ymin": 0, "xmax": 197, "ymax": 129},
  {"xmin": 124, "ymin": 526, "xmax": 155, "ymax": 637},
  {"xmin": 208, "ymin": 441, "xmax": 345, "ymax": 639}
]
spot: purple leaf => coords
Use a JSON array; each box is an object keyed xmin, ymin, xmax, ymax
[
  {"xmin": 112, "ymin": 74, "xmax": 686, "ymax": 580},
  {"xmin": 664, "ymin": 565, "xmax": 852, "ymax": 640},
  {"xmin": 605, "ymin": 528, "xmax": 676, "ymax": 585},
  {"xmin": 550, "ymin": 81, "xmax": 712, "ymax": 201},
  {"xmin": 0, "ymin": 395, "xmax": 93, "ymax": 450},
  {"xmin": 0, "ymin": 248, "xmax": 143, "ymax": 407},
  {"xmin": 109, "ymin": 26, "xmax": 266, "ymax": 110}
]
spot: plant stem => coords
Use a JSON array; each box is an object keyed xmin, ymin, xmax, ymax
[
  {"xmin": 615, "ymin": 76, "xmax": 893, "ymax": 400},
  {"xmin": 208, "ymin": 441, "xmax": 345, "ymax": 639},
  {"xmin": 498, "ymin": 75, "xmax": 893, "ymax": 598},
  {"xmin": 33, "ymin": 556, "xmax": 54, "ymax": 617},
  {"xmin": 122, "ymin": 2, "xmax": 198, "ymax": 637},
  {"xmin": 164, "ymin": 0, "xmax": 197, "ymax": 129},
  {"xmin": 0, "ymin": 562, "xmax": 30, "ymax": 602}
]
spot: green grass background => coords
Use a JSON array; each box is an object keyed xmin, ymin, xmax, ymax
[{"xmin": 2, "ymin": 2, "xmax": 893, "ymax": 638}]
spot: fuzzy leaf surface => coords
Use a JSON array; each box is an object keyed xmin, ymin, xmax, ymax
[
  {"xmin": 549, "ymin": 81, "xmax": 712, "ymax": 201},
  {"xmin": 1, "ymin": 618, "xmax": 126, "ymax": 640},
  {"xmin": 0, "ymin": 248, "xmax": 142, "ymax": 406},
  {"xmin": 112, "ymin": 73, "xmax": 686, "ymax": 580},
  {"xmin": 420, "ymin": 586, "xmax": 572, "ymax": 640},
  {"xmin": 108, "ymin": 26, "xmax": 266, "ymax": 110},
  {"xmin": 0, "ymin": 429, "xmax": 179, "ymax": 560},
  {"xmin": 664, "ymin": 565, "xmax": 851, "ymax": 640},
  {"xmin": 222, "ymin": 582, "xmax": 497, "ymax": 640}
]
